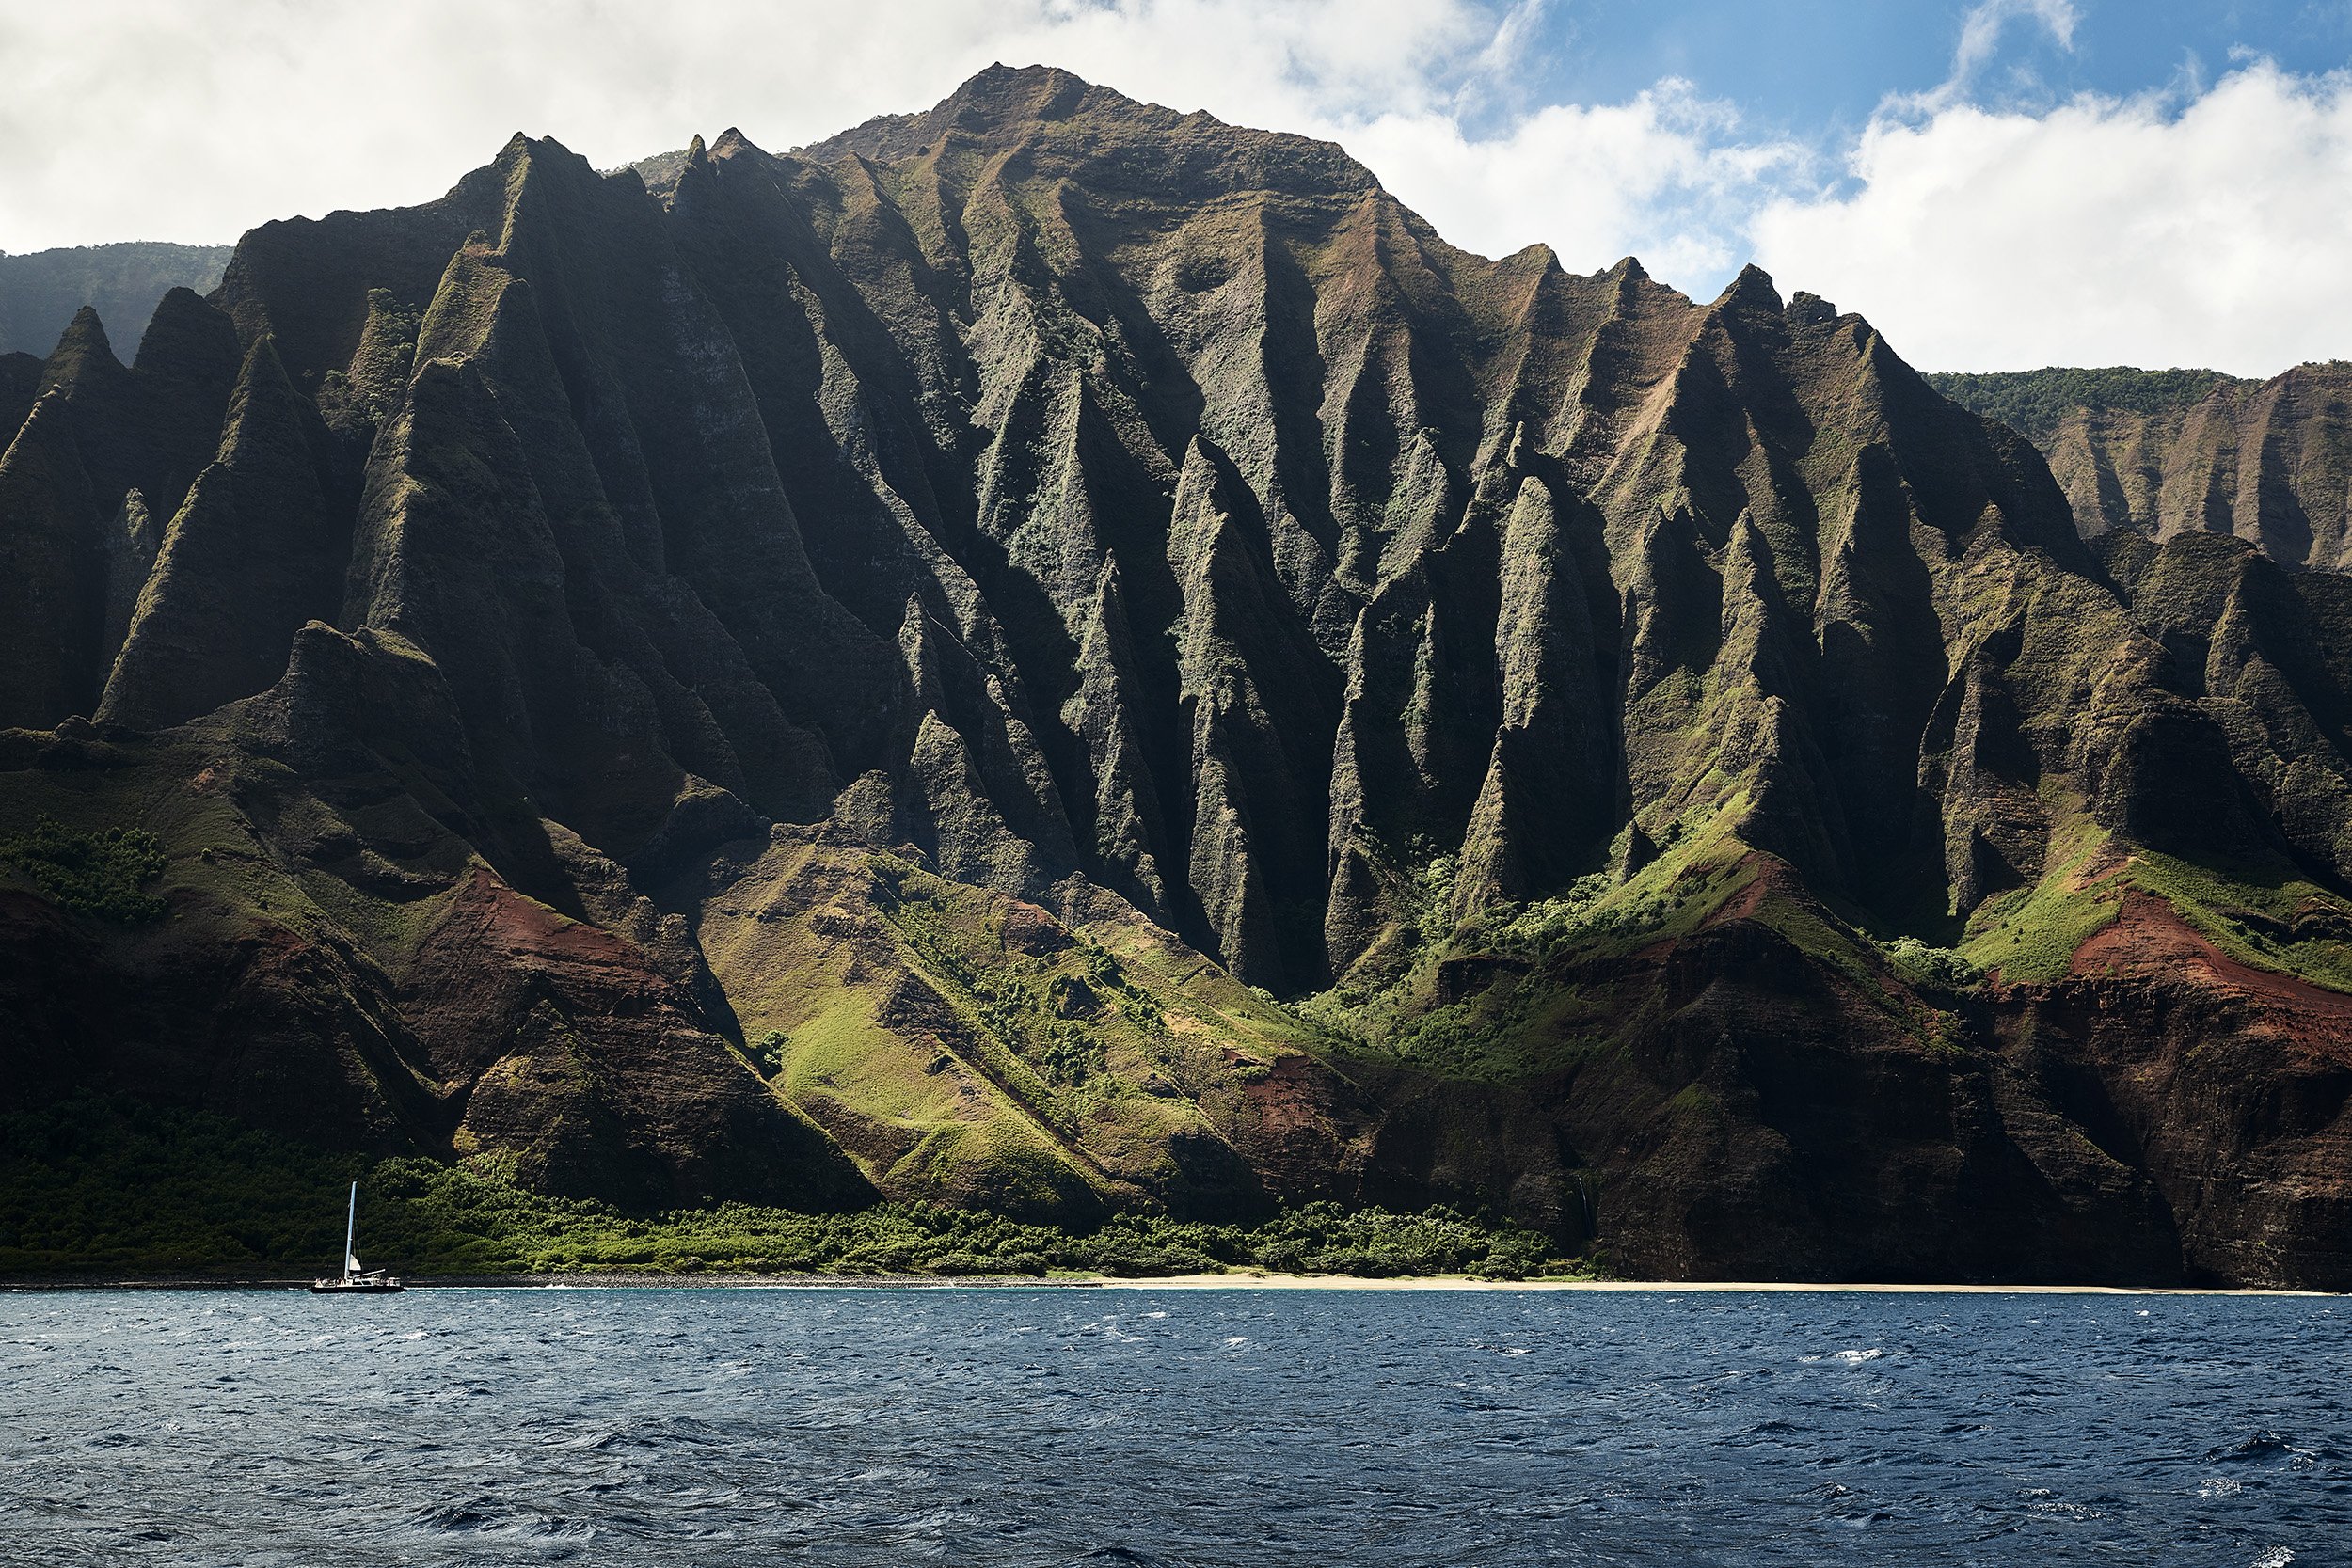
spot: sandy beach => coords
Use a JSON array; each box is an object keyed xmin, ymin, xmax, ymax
[
  {"xmin": 6, "ymin": 1272, "xmax": 2336, "ymax": 1295},
  {"xmin": 1092, "ymin": 1274, "xmax": 2340, "ymax": 1297}
]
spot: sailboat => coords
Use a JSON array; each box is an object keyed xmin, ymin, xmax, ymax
[{"xmin": 310, "ymin": 1180, "xmax": 405, "ymax": 1293}]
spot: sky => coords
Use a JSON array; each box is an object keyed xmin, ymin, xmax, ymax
[{"xmin": 5, "ymin": 1, "xmax": 2352, "ymax": 373}]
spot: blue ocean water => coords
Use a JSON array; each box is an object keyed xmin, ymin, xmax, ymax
[{"xmin": 0, "ymin": 1286, "xmax": 2344, "ymax": 1566}]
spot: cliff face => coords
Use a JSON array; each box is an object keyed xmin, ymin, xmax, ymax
[
  {"xmin": 6, "ymin": 66, "xmax": 2352, "ymax": 1285},
  {"xmin": 1933, "ymin": 363, "xmax": 2352, "ymax": 572}
]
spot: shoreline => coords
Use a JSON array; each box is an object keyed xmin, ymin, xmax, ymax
[
  {"xmin": 1098, "ymin": 1274, "xmax": 2339, "ymax": 1297},
  {"xmin": 1, "ymin": 1271, "xmax": 2336, "ymax": 1297}
]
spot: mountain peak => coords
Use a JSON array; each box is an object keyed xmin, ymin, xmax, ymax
[
  {"xmin": 803, "ymin": 64, "xmax": 1139, "ymax": 154},
  {"xmin": 794, "ymin": 63, "xmax": 1380, "ymax": 203},
  {"xmin": 55, "ymin": 304, "xmax": 113, "ymax": 356},
  {"xmin": 38, "ymin": 305, "xmax": 125, "ymax": 398},
  {"xmin": 133, "ymin": 286, "xmax": 240, "ymax": 386},
  {"xmin": 1714, "ymin": 261, "xmax": 1783, "ymax": 313},
  {"xmin": 958, "ymin": 60, "xmax": 1090, "ymax": 105}
]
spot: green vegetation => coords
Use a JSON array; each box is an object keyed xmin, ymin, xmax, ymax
[
  {"xmin": 892, "ymin": 892, "xmax": 1112, "ymax": 1089},
  {"xmin": 671, "ymin": 840, "xmax": 1309, "ymax": 1214},
  {"xmin": 1303, "ymin": 814, "xmax": 1755, "ymax": 1081},
  {"xmin": 0, "ymin": 816, "xmax": 168, "ymax": 923},
  {"xmin": 314, "ymin": 289, "xmax": 421, "ymax": 426},
  {"xmin": 2128, "ymin": 849, "xmax": 2352, "ymax": 993},
  {"xmin": 0, "ymin": 1097, "xmax": 1589, "ymax": 1282},
  {"xmin": 746, "ymin": 1029, "xmax": 791, "ymax": 1077},
  {"xmin": 1926, "ymin": 367, "xmax": 2241, "ymax": 440},
  {"xmin": 1872, "ymin": 935, "xmax": 1984, "ymax": 993},
  {"xmin": 1960, "ymin": 809, "xmax": 2124, "ymax": 983},
  {"xmin": 373, "ymin": 1172, "xmax": 1576, "ymax": 1279},
  {"xmin": 1948, "ymin": 820, "xmax": 2352, "ymax": 995}
]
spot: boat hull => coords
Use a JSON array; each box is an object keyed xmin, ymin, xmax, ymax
[{"xmin": 310, "ymin": 1278, "xmax": 405, "ymax": 1293}]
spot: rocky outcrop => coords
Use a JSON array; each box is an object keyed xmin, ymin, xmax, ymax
[
  {"xmin": 99, "ymin": 338, "xmax": 345, "ymax": 729},
  {"xmin": 2015, "ymin": 889, "xmax": 2352, "ymax": 1287},
  {"xmin": 0, "ymin": 295, "xmax": 245, "ymax": 728},
  {"xmin": 1453, "ymin": 475, "xmax": 1615, "ymax": 913}
]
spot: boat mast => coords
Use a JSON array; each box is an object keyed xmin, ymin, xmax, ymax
[{"xmin": 343, "ymin": 1180, "xmax": 358, "ymax": 1285}]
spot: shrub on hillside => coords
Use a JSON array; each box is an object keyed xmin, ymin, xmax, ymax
[{"xmin": 1, "ymin": 817, "xmax": 167, "ymax": 923}]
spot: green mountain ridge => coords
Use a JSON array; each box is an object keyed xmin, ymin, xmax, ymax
[
  {"xmin": 0, "ymin": 242, "xmax": 232, "ymax": 358},
  {"xmin": 1931, "ymin": 363, "xmax": 2352, "ymax": 570},
  {"xmin": 1926, "ymin": 367, "xmax": 2248, "ymax": 441},
  {"xmin": 4, "ymin": 66, "xmax": 2350, "ymax": 1287}
]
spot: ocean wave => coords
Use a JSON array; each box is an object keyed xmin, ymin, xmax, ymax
[
  {"xmin": 2208, "ymin": 1433, "xmax": 2315, "ymax": 1468},
  {"xmin": 8, "ymin": 1287, "xmax": 2344, "ymax": 1564}
]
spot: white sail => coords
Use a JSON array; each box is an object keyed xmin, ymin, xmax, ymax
[{"xmin": 313, "ymin": 1177, "xmax": 402, "ymax": 1291}]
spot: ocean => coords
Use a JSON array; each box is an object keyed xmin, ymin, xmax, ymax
[{"xmin": 0, "ymin": 1284, "xmax": 2344, "ymax": 1564}]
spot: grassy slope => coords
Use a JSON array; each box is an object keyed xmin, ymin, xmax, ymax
[
  {"xmin": 688, "ymin": 836, "xmax": 1320, "ymax": 1212},
  {"xmin": 13, "ymin": 719, "xmax": 2352, "ymax": 1264},
  {"xmin": 1958, "ymin": 802, "xmax": 2124, "ymax": 985},
  {"xmin": 0, "ymin": 729, "xmax": 1336, "ymax": 1224},
  {"xmin": 1301, "ymin": 799, "xmax": 1763, "ymax": 1081},
  {"xmin": 1952, "ymin": 788, "xmax": 2352, "ymax": 993},
  {"xmin": 1305, "ymin": 779, "xmax": 2352, "ymax": 1089}
]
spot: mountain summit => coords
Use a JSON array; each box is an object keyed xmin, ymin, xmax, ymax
[{"xmin": 4, "ymin": 68, "xmax": 2349, "ymax": 1285}]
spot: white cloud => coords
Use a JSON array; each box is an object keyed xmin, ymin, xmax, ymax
[
  {"xmin": 1343, "ymin": 86, "xmax": 1806, "ymax": 282},
  {"xmin": 1753, "ymin": 62, "xmax": 2352, "ymax": 375},
  {"xmin": 6, "ymin": 2, "xmax": 2352, "ymax": 375},
  {"xmin": 0, "ymin": 0, "xmax": 1507, "ymax": 253},
  {"xmin": 0, "ymin": 0, "xmax": 1772, "ymax": 280},
  {"xmin": 1942, "ymin": 0, "xmax": 2079, "ymax": 103}
]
